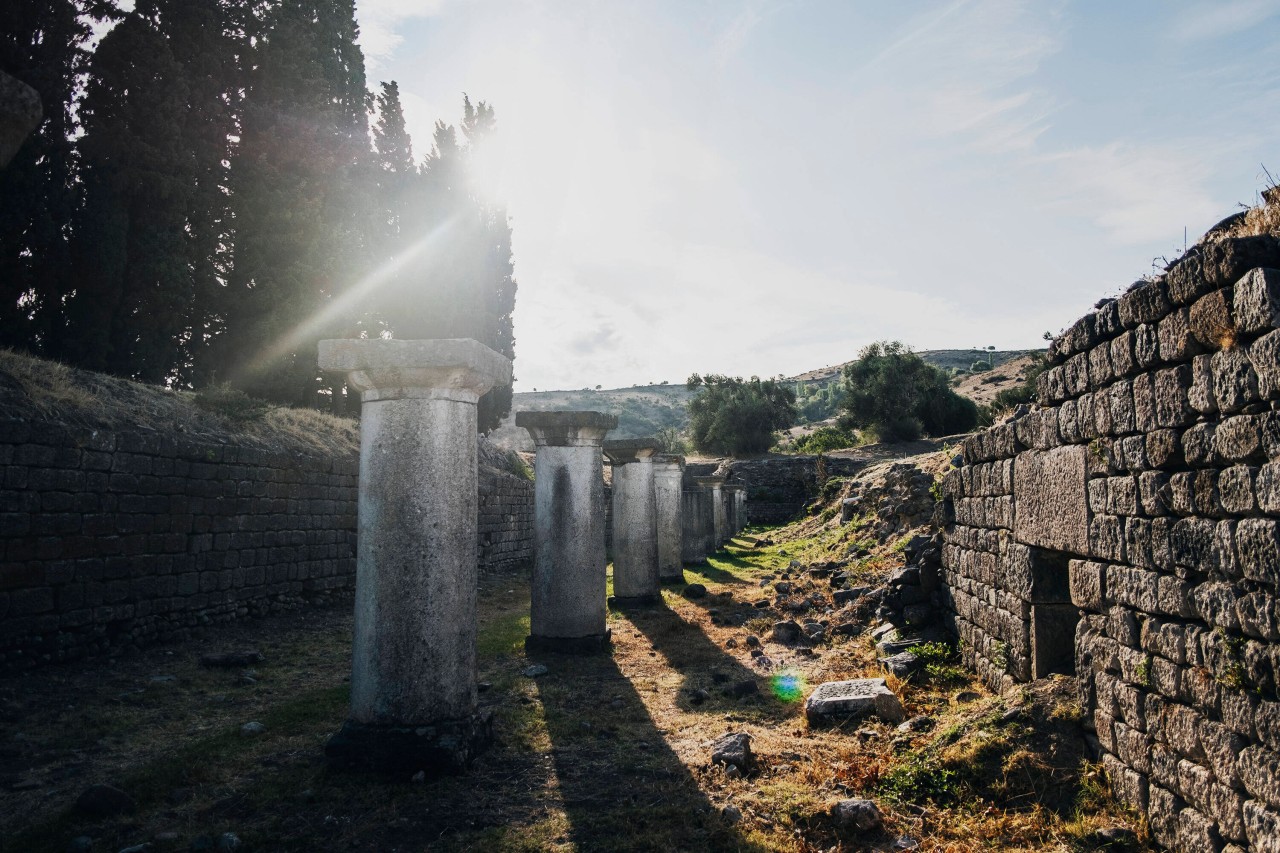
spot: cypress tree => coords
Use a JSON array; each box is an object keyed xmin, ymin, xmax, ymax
[
  {"xmin": 0, "ymin": 1, "xmax": 101, "ymax": 354},
  {"xmin": 216, "ymin": 0, "xmax": 370, "ymax": 405}
]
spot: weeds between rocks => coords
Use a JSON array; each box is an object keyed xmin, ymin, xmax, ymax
[{"xmin": 2, "ymin": 516, "xmax": 1145, "ymax": 852}]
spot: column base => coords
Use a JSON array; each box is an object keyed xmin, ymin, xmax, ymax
[
  {"xmin": 609, "ymin": 594, "xmax": 661, "ymax": 607},
  {"xmin": 325, "ymin": 711, "xmax": 493, "ymax": 774},
  {"xmin": 525, "ymin": 630, "xmax": 611, "ymax": 655}
]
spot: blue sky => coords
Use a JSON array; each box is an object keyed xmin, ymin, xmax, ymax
[{"xmin": 354, "ymin": 0, "xmax": 1280, "ymax": 391}]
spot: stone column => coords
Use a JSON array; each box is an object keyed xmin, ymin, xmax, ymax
[
  {"xmin": 695, "ymin": 475, "xmax": 727, "ymax": 552},
  {"xmin": 726, "ymin": 485, "xmax": 746, "ymax": 534},
  {"xmin": 681, "ymin": 485, "xmax": 709, "ymax": 565},
  {"xmin": 516, "ymin": 411, "xmax": 617, "ymax": 653},
  {"xmin": 318, "ymin": 338, "xmax": 511, "ymax": 774},
  {"xmin": 724, "ymin": 484, "xmax": 739, "ymax": 538},
  {"xmin": 652, "ymin": 454, "xmax": 685, "ymax": 584},
  {"xmin": 737, "ymin": 487, "xmax": 749, "ymax": 531},
  {"xmin": 604, "ymin": 439, "xmax": 660, "ymax": 604}
]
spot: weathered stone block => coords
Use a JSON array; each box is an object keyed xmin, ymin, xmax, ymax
[
  {"xmin": 1014, "ymin": 446, "xmax": 1089, "ymax": 555},
  {"xmin": 1132, "ymin": 373, "xmax": 1157, "ymax": 432},
  {"xmin": 1257, "ymin": 463, "xmax": 1280, "ymax": 514},
  {"xmin": 1154, "ymin": 365, "xmax": 1195, "ymax": 428},
  {"xmin": 1237, "ymin": 519, "xmax": 1280, "ymax": 586},
  {"xmin": 1240, "ymin": 745, "xmax": 1280, "ymax": 810},
  {"xmin": 804, "ymin": 678, "xmax": 906, "ymax": 724},
  {"xmin": 1119, "ymin": 280, "xmax": 1172, "ymax": 328},
  {"xmin": 1215, "ymin": 415, "xmax": 1263, "ymax": 463},
  {"xmin": 1234, "ymin": 268, "xmax": 1280, "ymax": 334},
  {"xmin": 1069, "ymin": 559, "xmax": 1107, "ymax": 610},
  {"xmin": 1219, "ymin": 465, "xmax": 1257, "ymax": 514},
  {"xmin": 1189, "ymin": 287, "xmax": 1236, "ymax": 349},
  {"xmin": 1213, "ymin": 347, "xmax": 1259, "ymax": 413},
  {"xmin": 1089, "ymin": 515, "xmax": 1125, "ymax": 563},
  {"xmin": 1109, "ymin": 379, "xmax": 1136, "ymax": 435},
  {"xmin": 1244, "ymin": 799, "xmax": 1280, "ymax": 853},
  {"xmin": 1148, "ymin": 785, "xmax": 1182, "ymax": 849},
  {"xmin": 1134, "ymin": 322, "xmax": 1162, "ymax": 369},
  {"xmin": 1160, "ymin": 306, "xmax": 1205, "ymax": 362},
  {"xmin": 1139, "ymin": 470, "xmax": 1171, "ymax": 516},
  {"xmin": 1252, "ymin": 329, "xmax": 1280, "ymax": 403}
]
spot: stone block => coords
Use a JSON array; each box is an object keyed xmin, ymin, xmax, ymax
[
  {"xmin": 1239, "ymin": 745, "xmax": 1280, "ymax": 810},
  {"xmin": 1215, "ymin": 415, "xmax": 1263, "ymax": 463},
  {"xmin": 1138, "ymin": 470, "xmax": 1171, "ymax": 516},
  {"xmin": 1147, "ymin": 785, "xmax": 1182, "ymax": 850},
  {"xmin": 1160, "ymin": 306, "xmax": 1205, "ymax": 363},
  {"xmin": 1237, "ymin": 519, "xmax": 1280, "ymax": 586},
  {"xmin": 1219, "ymin": 466, "xmax": 1257, "ymax": 514},
  {"xmin": 1088, "ymin": 344, "xmax": 1114, "ymax": 387},
  {"xmin": 1013, "ymin": 445, "xmax": 1089, "ymax": 555},
  {"xmin": 1213, "ymin": 347, "xmax": 1259, "ymax": 413},
  {"xmin": 1244, "ymin": 799, "xmax": 1280, "ymax": 853},
  {"xmin": 1109, "ymin": 379, "xmax": 1136, "ymax": 435},
  {"xmin": 1065, "ymin": 353, "xmax": 1090, "ymax": 397},
  {"xmin": 1069, "ymin": 560, "xmax": 1107, "ymax": 610},
  {"xmin": 1132, "ymin": 373, "xmax": 1157, "ymax": 432},
  {"xmin": 1119, "ymin": 280, "xmax": 1172, "ymax": 328},
  {"xmin": 1145, "ymin": 429, "xmax": 1182, "ymax": 470},
  {"xmin": 1253, "ymin": 329, "xmax": 1280, "ymax": 400},
  {"xmin": 804, "ymin": 678, "xmax": 906, "ymax": 724},
  {"xmin": 1135, "ymin": 322, "xmax": 1162, "ymax": 369},
  {"xmin": 1189, "ymin": 287, "xmax": 1236, "ymax": 349},
  {"xmin": 1257, "ymin": 463, "xmax": 1280, "ymax": 514},
  {"xmin": 1154, "ymin": 365, "xmax": 1195, "ymax": 428},
  {"xmin": 1233, "ymin": 268, "xmax": 1280, "ymax": 334},
  {"xmin": 1088, "ymin": 515, "xmax": 1125, "ymax": 563}
]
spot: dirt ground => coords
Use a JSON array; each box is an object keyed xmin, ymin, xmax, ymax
[{"xmin": 0, "ymin": 520, "xmax": 1145, "ymax": 853}]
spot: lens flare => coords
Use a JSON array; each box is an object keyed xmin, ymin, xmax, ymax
[{"xmin": 770, "ymin": 668, "xmax": 807, "ymax": 702}]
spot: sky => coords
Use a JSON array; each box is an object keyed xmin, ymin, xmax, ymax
[{"xmin": 352, "ymin": 0, "xmax": 1280, "ymax": 392}]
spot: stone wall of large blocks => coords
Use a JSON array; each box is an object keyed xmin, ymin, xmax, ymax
[
  {"xmin": 938, "ymin": 235, "xmax": 1280, "ymax": 851},
  {"xmin": 0, "ymin": 419, "xmax": 534, "ymax": 673}
]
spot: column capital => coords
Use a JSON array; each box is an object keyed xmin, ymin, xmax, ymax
[
  {"xmin": 604, "ymin": 438, "xmax": 660, "ymax": 465},
  {"xmin": 516, "ymin": 410, "xmax": 617, "ymax": 447},
  {"xmin": 318, "ymin": 338, "xmax": 511, "ymax": 403},
  {"xmin": 693, "ymin": 475, "xmax": 725, "ymax": 489},
  {"xmin": 651, "ymin": 453, "xmax": 686, "ymax": 469}
]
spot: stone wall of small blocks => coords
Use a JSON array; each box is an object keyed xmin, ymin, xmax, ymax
[{"xmin": 937, "ymin": 235, "xmax": 1280, "ymax": 851}]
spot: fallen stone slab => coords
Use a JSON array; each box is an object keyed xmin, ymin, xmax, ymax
[
  {"xmin": 710, "ymin": 732, "xmax": 753, "ymax": 770},
  {"xmin": 878, "ymin": 652, "xmax": 919, "ymax": 678},
  {"xmin": 805, "ymin": 678, "xmax": 906, "ymax": 725}
]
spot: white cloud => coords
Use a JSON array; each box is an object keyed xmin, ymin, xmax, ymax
[
  {"xmin": 355, "ymin": 0, "xmax": 450, "ymax": 70},
  {"xmin": 1168, "ymin": 0, "xmax": 1280, "ymax": 42}
]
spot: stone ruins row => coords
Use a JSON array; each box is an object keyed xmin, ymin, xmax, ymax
[
  {"xmin": 317, "ymin": 339, "xmax": 746, "ymax": 773},
  {"xmin": 938, "ymin": 235, "xmax": 1280, "ymax": 853}
]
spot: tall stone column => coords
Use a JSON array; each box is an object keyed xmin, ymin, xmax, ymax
[
  {"xmin": 604, "ymin": 439, "xmax": 660, "ymax": 605},
  {"xmin": 695, "ymin": 475, "xmax": 727, "ymax": 552},
  {"xmin": 737, "ymin": 487, "xmax": 749, "ymax": 531},
  {"xmin": 318, "ymin": 338, "xmax": 511, "ymax": 774},
  {"xmin": 726, "ymin": 485, "xmax": 746, "ymax": 534},
  {"xmin": 681, "ymin": 485, "xmax": 709, "ymax": 565},
  {"xmin": 652, "ymin": 454, "xmax": 685, "ymax": 584},
  {"xmin": 517, "ymin": 411, "xmax": 617, "ymax": 653}
]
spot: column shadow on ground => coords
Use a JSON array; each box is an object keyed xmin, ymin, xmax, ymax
[
  {"xmin": 617, "ymin": 600, "xmax": 796, "ymax": 721},
  {"xmin": 530, "ymin": 650, "xmax": 769, "ymax": 853}
]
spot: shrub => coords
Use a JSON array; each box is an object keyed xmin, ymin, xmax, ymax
[
  {"xmin": 193, "ymin": 383, "xmax": 271, "ymax": 424},
  {"xmin": 838, "ymin": 342, "xmax": 977, "ymax": 442},
  {"xmin": 685, "ymin": 373, "xmax": 796, "ymax": 456},
  {"xmin": 792, "ymin": 425, "xmax": 858, "ymax": 454}
]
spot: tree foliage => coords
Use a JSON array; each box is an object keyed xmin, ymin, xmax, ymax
[
  {"xmin": 685, "ymin": 374, "xmax": 796, "ymax": 456},
  {"xmin": 838, "ymin": 341, "xmax": 977, "ymax": 442},
  {"xmin": 0, "ymin": 0, "xmax": 518, "ymax": 431}
]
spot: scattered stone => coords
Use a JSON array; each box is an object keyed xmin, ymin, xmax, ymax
[
  {"xmin": 745, "ymin": 634, "xmax": 761, "ymax": 647},
  {"xmin": 682, "ymin": 583, "xmax": 708, "ymax": 599},
  {"xmin": 75, "ymin": 784, "xmax": 136, "ymax": 818},
  {"xmin": 774, "ymin": 581, "xmax": 793, "ymax": 595},
  {"xmin": 689, "ymin": 688, "xmax": 712, "ymax": 705},
  {"xmin": 832, "ymin": 587, "xmax": 869, "ymax": 606},
  {"xmin": 892, "ymin": 836, "xmax": 920, "ymax": 850},
  {"xmin": 1093, "ymin": 827, "xmax": 1139, "ymax": 849},
  {"xmin": 895, "ymin": 716, "xmax": 934, "ymax": 734},
  {"xmin": 240, "ymin": 722, "xmax": 265, "ymax": 736},
  {"xmin": 878, "ymin": 652, "xmax": 919, "ymax": 678},
  {"xmin": 1000, "ymin": 706, "xmax": 1026, "ymax": 725},
  {"xmin": 725, "ymin": 680, "xmax": 759, "ymax": 699},
  {"xmin": 710, "ymin": 732, "xmax": 753, "ymax": 770},
  {"xmin": 805, "ymin": 679, "xmax": 906, "ymax": 725},
  {"xmin": 724, "ymin": 764, "xmax": 742, "ymax": 779},
  {"xmin": 198, "ymin": 650, "xmax": 263, "ymax": 669},
  {"xmin": 771, "ymin": 620, "xmax": 804, "ymax": 644},
  {"xmin": 954, "ymin": 691, "xmax": 981, "ymax": 704},
  {"xmin": 725, "ymin": 638, "xmax": 738, "ymax": 649},
  {"xmin": 855, "ymin": 727, "xmax": 878, "ymax": 741},
  {"xmin": 722, "ymin": 804, "xmax": 743, "ymax": 824},
  {"xmin": 522, "ymin": 664, "xmax": 549, "ymax": 678},
  {"xmin": 750, "ymin": 648, "xmax": 764, "ymax": 658},
  {"xmin": 831, "ymin": 798, "xmax": 883, "ymax": 833}
]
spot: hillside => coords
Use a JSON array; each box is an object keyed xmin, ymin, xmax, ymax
[{"xmin": 490, "ymin": 349, "xmax": 1042, "ymax": 451}]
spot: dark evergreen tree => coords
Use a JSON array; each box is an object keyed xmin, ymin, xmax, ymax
[
  {"xmin": 61, "ymin": 9, "xmax": 193, "ymax": 382},
  {"xmin": 685, "ymin": 374, "xmax": 797, "ymax": 456},
  {"xmin": 0, "ymin": 1, "xmax": 102, "ymax": 353},
  {"xmin": 215, "ymin": 0, "xmax": 371, "ymax": 405}
]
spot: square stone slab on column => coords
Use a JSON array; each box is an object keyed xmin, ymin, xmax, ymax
[
  {"xmin": 318, "ymin": 338, "xmax": 512, "ymax": 401},
  {"xmin": 603, "ymin": 438, "xmax": 661, "ymax": 464},
  {"xmin": 516, "ymin": 410, "xmax": 618, "ymax": 445}
]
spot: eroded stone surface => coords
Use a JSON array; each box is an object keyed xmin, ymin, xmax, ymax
[
  {"xmin": 805, "ymin": 678, "xmax": 906, "ymax": 724},
  {"xmin": 1013, "ymin": 445, "xmax": 1089, "ymax": 555}
]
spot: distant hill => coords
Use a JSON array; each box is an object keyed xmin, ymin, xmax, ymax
[{"xmin": 489, "ymin": 349, "xmax": 1043, "ymax": 451}]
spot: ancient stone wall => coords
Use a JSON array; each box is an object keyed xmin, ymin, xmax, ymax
[
  {"xmin": 688, "ymin": 457, "xmax": 864, "ymax": 526},
  {"xmin": 938, "ymin": 235, "xmax": 1280, "ymax": 851},
  {"xmin": 1, "ymin": 419, "xmax": 533, "ymax": 673}
]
